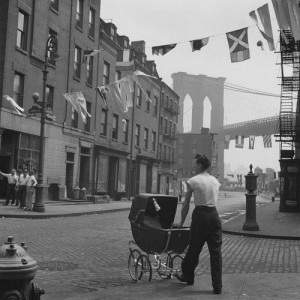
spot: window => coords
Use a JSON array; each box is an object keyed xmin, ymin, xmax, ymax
[
  {"xmin": 100, "ymin": 109, "xmax": 107, "ymax": 136},
  {"xmin": 153, "ymin": 95, "xmax": 158, "ymax": 115},
  {"xmin": 135, "ymin": 124, "xmax": 140, "ymax": 147},
  {"xmin": 76, "ymin": 0, "xmax": 83, "ymax": 28},
  {"xmin": 18, "ymin": 133, "xmax": 40, "ymax": 171},
  {"xmin": 161, "ymin": 92, "xmax": 165, "ymax": 107},
  {"xmin": 112, "ymin": 114, "xmax": 119, "ymax": 140},
  {"xmin": 160, "ymin": 116, "xmax": 163, "ymax": 133},
  {"xmin": 136, "ymin": 86, "xmax": 142, "ymax": 107},
  {"xmin": 103, "ymin": 61, "xmax": 110, "ymax": 85},
  {"xmin": 13, "ymin": 72, "xmax": 24, "ymax": 107},
  {"xmin": 16, "ymin": 11, "xmax": 28, "ymax": 51},
  {"xmin": 166, "ymin": 96, "xmax": 169, "ymax": 108},
  {"xmin": 48, "ymin": 29, "xmax": 58, "ymax": 66},
  {"xmin": 144, "ymin": 128, "xmax": 149, "ymax": 150},
  {"xmin": 168, "ymin": 146, "xmax": 171, "ymax": 161},
  {"xmin": 71, "ymin": 107, "xmax": 78, "ymax": 128},
  {"xmin": 50, "ymin": 0, "xmax": 59, "ymax": 10},
  {"xmin": 89, "ymin": 8, "xmax": 95, "ymax": 38},
  {"xmin": 159, "ymin": 143, "xmax": 162, "ymax": 159},
  {"xmin": 110, "ymin": 26, "xmax": 115, "ymax": 40},
  {"xmin": 74, "ymin": 46, "xmax": 81, "ymax": 78},
  {"xmin": 164, "ymin": 118, "xmax": 168, "ymax": 134},
  {"xmin": 152, "ymin": 131, "xmax": 156, "ymax": 152},
  {"xmin": 169, "ymin": 120, "xmax": 172, "ymax": 135},
  {"xmin": 84, "ymin": 102, "xmax": 91, "ymax": 132},
  {"xmin": 164, "ymin": 144, "xmax": 167, "ymax": 160},
  {"xmin": 115, "ymin": 71, "xmax": 121, "ymax": 82},
  {"xmin": 146, "ymin": 91, "xmax": 151, "ymax": 112},
  {"xmin": 86, "ymin": 56, "xmax": 93, "ymax": 85},
  {"xmin": 122, "ymin": 118, "xmax": 129, "ymax": 144},
  {"xmin": 46, "ymin": 85, "xmax": 54, "ymax": 109}
]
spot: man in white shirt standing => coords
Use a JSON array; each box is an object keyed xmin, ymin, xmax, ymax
[
  {"xmin": 175, "ymin": 154, "xmax": 222, "ymax": 295},
  {"xmin": 0, "ymin": 169, "xmax": 18, "ymax": 206},
  {"xmin": 25, "ymin": 170, "xmax": 37, "ymax": 211}
]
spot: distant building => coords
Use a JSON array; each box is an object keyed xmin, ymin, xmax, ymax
[{"xmin": 175, "ymin": 129, "xmax": 218, "ymax": 180}]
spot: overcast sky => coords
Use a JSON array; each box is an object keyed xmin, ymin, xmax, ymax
[{"xmin": 101, "ymin": 0, "xmax": 281, "ymax": 173}]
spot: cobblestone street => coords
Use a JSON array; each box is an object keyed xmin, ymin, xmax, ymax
[{"xmin": 1, "ymin": 206, "xmax": 299, "ymax": 299}]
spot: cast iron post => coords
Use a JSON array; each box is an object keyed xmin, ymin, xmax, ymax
[{"xmin": 243, "ymin": 164, "xmax": 259, "ymax": 231}]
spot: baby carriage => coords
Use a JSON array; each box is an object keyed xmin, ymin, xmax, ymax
[{"xmin": 128, "ymin": 193, "xmax": 190, "ymax": 282}]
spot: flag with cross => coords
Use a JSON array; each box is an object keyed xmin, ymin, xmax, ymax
[{"xmin": 226, "ymin": 28, "xmax": 250, "ymax": 63}]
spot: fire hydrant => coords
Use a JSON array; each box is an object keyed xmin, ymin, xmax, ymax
[{"xmin": 0, "ymin": 236, "xmax": 45, "ymax": 300}]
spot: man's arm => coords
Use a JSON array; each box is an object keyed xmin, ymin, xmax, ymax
[{"xmin": 177, "ymin": 183, "xmax": 193, "ymax": 227}]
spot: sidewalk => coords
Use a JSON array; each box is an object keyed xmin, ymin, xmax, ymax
[{"xmin": 0, "ymin": 196, "xmax": 299, "ymax": 240}]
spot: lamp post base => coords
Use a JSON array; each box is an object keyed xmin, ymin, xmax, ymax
[
  {"xmin": 33, "ymin": 184, "xmax": 48, "ymax": 213},
  {"xmin": 243, "ymin": 222, "xmax": 260, "ymax": 231}
]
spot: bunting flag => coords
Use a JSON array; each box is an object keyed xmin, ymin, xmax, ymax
[
  {"xmin": 263, "ymin": 134, "xmax": 272, "ymax": 148},
  {"xmin": 152, "ymin": 43, "xmax": 177, "ymax": 55},
  {"xmin": 224, "ymin": 135, "xmax": 231, "ymax": 149},
  {"xmin": 190, "ymin": 38, "xmax": 209, "ymax": 52},
  {"xmin": 83, "ymin": 49, "xmax": 102, "ymax": 64},
  {"xmin": 96, "ymin": 86, "xmax": 109, "ymax": 108},
  {"xmin": 249, "ymin": 7, "xmax": 275, "ymax": 51},
  {"xmin": 63, "ymin": 92, "xmax": 91, "ymax": 123},
  {"xmin": 235, "ymin": 135, "xmax": 244, "ymax": 148},
  {"xmin": 3, "ymin": 95, "xmax": 25, "ymax": 115},
  {"xmin": 272, "ymin": 0, "xmax": 300, "ymax": 41},
  {"xmin": 249, "ymin": 135, "xmax": 255, "ymax": 149},
  {"xmin": 256, "ymin": 4, "xmax": 275, "ymax": 51},
  {"xmin": 226, "ymin": 28, "xmax": 250, "ymax": 63}
]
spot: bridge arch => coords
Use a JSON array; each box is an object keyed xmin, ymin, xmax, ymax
[{"xmin": 172, "ymin": 72, "xmax": 226, "ymax": 134}]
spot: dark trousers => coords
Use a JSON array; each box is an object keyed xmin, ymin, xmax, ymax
[
  {"xmin": 5, "ymin": 184, "xmax": 16, "ymax": 205},
  {"xmin": 181, "ymin": 206, "xmax": 222, "ymax": 291},
  {"xmin": 17, "ymin": 185, "xmax": 27, "ymax": 208}
]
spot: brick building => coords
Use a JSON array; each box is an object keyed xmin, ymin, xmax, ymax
[{"xmin": 0, "ymin": 0, "xmax": 179, "ymax": 200}]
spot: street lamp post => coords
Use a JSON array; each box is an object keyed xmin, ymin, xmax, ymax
[{"xmin": 32, "ymin": 34, "xmax": 58, "ymax": 213}]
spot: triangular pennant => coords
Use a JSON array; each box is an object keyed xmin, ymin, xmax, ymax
[
  {"xmin": 190, "ymin": 37, "xmax": 209, "ymax": 52},
  {"xmin": 96, "ymin": 86, "xmax": 109, "ymax": 109},
  {"xmin": 152, "ymin": 43, "xmax": 177, "ymax": 55},
  {"xmin": 263, "ymin": 134, "xmax": 272, "ymax": 148},
  {"xmin": 235, "ymin": 135, "xmax": 244, "ymax": 148},
  {"xmin": 224, "ymin": 135, "xmax": 230, "ymax": 149},
  {"xmin": 256, "ymin": 4, "xmax": 275, "ymax": 51},
  {"xmin": 63, "ymin": 92, "xmax": 91, "ymax": 123},
  {"xmin": 226, "ymin": 28, "xmax": 250, "ymax": 63},
  {"xmin": 3, "ymin": 95, "xmax": 25, "ymax": 115},
  {"xmin": 249, "ymin": 135, "xmax": 255, "ymax": 149},
  {"xmin": 83, "ymin": 49, "xmax": 102, "ymax": 64}
]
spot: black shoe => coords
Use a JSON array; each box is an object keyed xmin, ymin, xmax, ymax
[
  {"xmin": 174, "ymin": 271, "xmax": 194, "ymax": 285},
  {"xmin": 213, "ymin": 289, "xmax": 222, "ymax": 294}
]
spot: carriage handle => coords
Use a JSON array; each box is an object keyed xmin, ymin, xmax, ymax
[{"xmin": 133, "ymin": 209, "xmax": 146, "ymax": 225}]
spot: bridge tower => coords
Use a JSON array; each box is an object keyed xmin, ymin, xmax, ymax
[{"xmin": 172, "ymin": 72, "xmax": 226, "ymax": 177}]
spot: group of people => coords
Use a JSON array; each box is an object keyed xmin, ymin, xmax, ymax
[{"xmin": 0, "ymin": 168, "xmax": 37, "ymax": 211}]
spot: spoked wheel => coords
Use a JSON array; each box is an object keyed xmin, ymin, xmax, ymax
[
  {"xmin": 128, "ymin": 249, "xmax": 142, "ymax": 281},
  {"xmin": 171, "ymin": 254, "xmax": 183, "ymax": 273},
  {"xmin": 135, "ymin": 254, "xmax": 152, "ymax": 282},
  {"xmin": 158, "ymin": 253, "xmax": 172, "ymax": 279}
]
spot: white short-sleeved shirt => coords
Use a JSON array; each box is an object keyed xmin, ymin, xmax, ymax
[{"xmin": 187, "ymin": 172, "xmax": 221, "ymax": 207}]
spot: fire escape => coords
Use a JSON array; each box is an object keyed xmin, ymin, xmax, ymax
[{"xmin": 276, "ymin": 29, "xmax": 300, "ymax": 159}]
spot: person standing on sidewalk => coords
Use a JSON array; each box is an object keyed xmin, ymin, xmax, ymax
[
  {"xmin": 17, "ymin": 169, "xmax": 29, "ymax": 209},
  {"xmin": 0, "ymin": 169, "xmax": 18, "ymax": 205},
  {"xmin": 174, "ymin": 154, "xmax": 222, "ymax": 295},
  {"xmin": 25, "ymin": 170, "xmax": 37, "ymax": 211}
]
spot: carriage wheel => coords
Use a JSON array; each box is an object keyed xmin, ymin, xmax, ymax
[
  {"xmin": 128, "ymin": 249, "xmax": 142, "ymax": 281},
  {"xmin": 158, "ymin": 253, "xmax": 172, "ymax": 279},
  {"xmin": 135, "ymin": 254, "xmax": 152, "ymax": 282},
  {"xmin": 171, "ymin": 254, "xmax": 183, "ymax": 273}
]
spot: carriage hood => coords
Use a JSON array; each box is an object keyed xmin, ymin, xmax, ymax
[{"xmin": 128, "ymin": 193, "xmax": 178, "ymax": 229}]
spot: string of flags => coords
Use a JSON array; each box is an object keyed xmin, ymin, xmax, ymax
[
  {"xmin": 151, "ymin": 1, "xmax": 300, "ymax": 63},
  {"xmin": 224, "ymin": 134, "xmax": 273, "ymax": 150}
]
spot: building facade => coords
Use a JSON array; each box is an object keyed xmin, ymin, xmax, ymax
[{"xmin": 0, "ymin": 0, "xmax": 179, "ymax": 200}]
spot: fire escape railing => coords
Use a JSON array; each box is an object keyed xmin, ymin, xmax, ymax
[{"xmin": 276, "ymin": 29, "xmax": 300, "ymax": 159}]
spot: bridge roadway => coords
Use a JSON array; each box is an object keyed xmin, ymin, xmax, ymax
[{"xmin": 220, "ymin": 115, "xmax": 279, "ymax": 137}]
